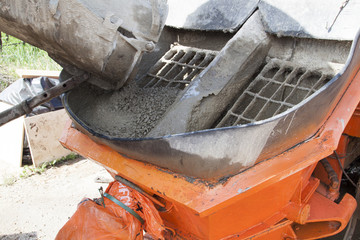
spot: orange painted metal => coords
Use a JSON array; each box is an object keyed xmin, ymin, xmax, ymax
[
  {"xmin": 344, "ymin": 102, "xmax": 360, "ymax": 137},
  {"xmin": 60, "ymin": 62, "xmax": 360, "ymax": 238},
  {"xmin": 312, "ymin": 135, "xmax": 349, "ymax": 201}
]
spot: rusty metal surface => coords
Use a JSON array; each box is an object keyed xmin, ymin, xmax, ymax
[{"xmin": 320, "ymin": 158, "xmax": 340, "ymax": 191}]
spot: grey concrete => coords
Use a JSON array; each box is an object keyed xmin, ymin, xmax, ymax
[
  {"xmin": 166, "ymin": 0, "xmax": 259, "ymax": 32},
  {"xmin": 259, "ymin": 0, "xmax": 360, "ymax": 40},
  {"xmin": 148, "ymin": 12, "xmax": 271, "ymax": 137},
  {"xmin": 64, "ymin": 12, "xmax": 359, "ymax": 179}
]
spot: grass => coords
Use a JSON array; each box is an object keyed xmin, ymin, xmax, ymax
[
  {"xmin": 0, "ymin": 34, "xmax": 77, "ymax": 182},
  {"xmin": 0, "ymin": 32, "xmax": 62, "ymax": 90},
  {"xmin": 1, "ymin": 153, "xmax": 80, "ymax": 186},
  {"xmin": 20, "ymin": 153, "xmax": 79, "ymax": 179}
]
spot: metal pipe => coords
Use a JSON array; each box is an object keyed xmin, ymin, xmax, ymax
[{"xmin": 0, "ymin": 73, "xmax": 89, "ymax": 127}]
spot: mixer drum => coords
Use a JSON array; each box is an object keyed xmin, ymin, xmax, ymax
[{"xmin": 0, "ymin": 0, "xmax": 168, "ymax": 90}]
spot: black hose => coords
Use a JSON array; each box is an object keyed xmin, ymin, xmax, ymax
[{"xmin": 334, "ymin": 150, "xmax": 357, "ymax": 188}]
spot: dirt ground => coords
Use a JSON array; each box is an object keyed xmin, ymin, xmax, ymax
[
  {"xmin": 0, "ymin": 70, "xmax": 115, "ymax": 240},
  {"xmin": 0, "ymin": 158, "xmax": 112, "ymax": 239}
]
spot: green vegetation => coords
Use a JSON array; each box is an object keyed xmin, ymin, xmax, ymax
[
  {"xmin": 0, "ymin": 32, "xmax": 61, "ymax": 90},
  {"xmin": 0, "ymin": 33, "xmax": 75, "ymax": 182},
  {"xmin": 20, "ymin": 153, "xmax": 79, "ymax": 179}
]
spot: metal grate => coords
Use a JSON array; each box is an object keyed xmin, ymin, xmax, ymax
[
  {"xmin": 216, "ymin": 58, "xmax": 334, "ymax": 127},
  {"xmin": 138, "ymin": 45, "xmax": 218, "ymax": 89}
]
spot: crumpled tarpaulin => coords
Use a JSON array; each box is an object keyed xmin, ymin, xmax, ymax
[
  {"xmin": 0, "ymin": 77, "xmax": 62, "ymax": 115},
  {"xmin": 55, "ymin": 181, "xmax": 165, "ymax": 240}
]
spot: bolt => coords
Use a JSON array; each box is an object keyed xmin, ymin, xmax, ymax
[{"xmin": 145, "ymin": 42, "xmax": 155, "ymax": 52}]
